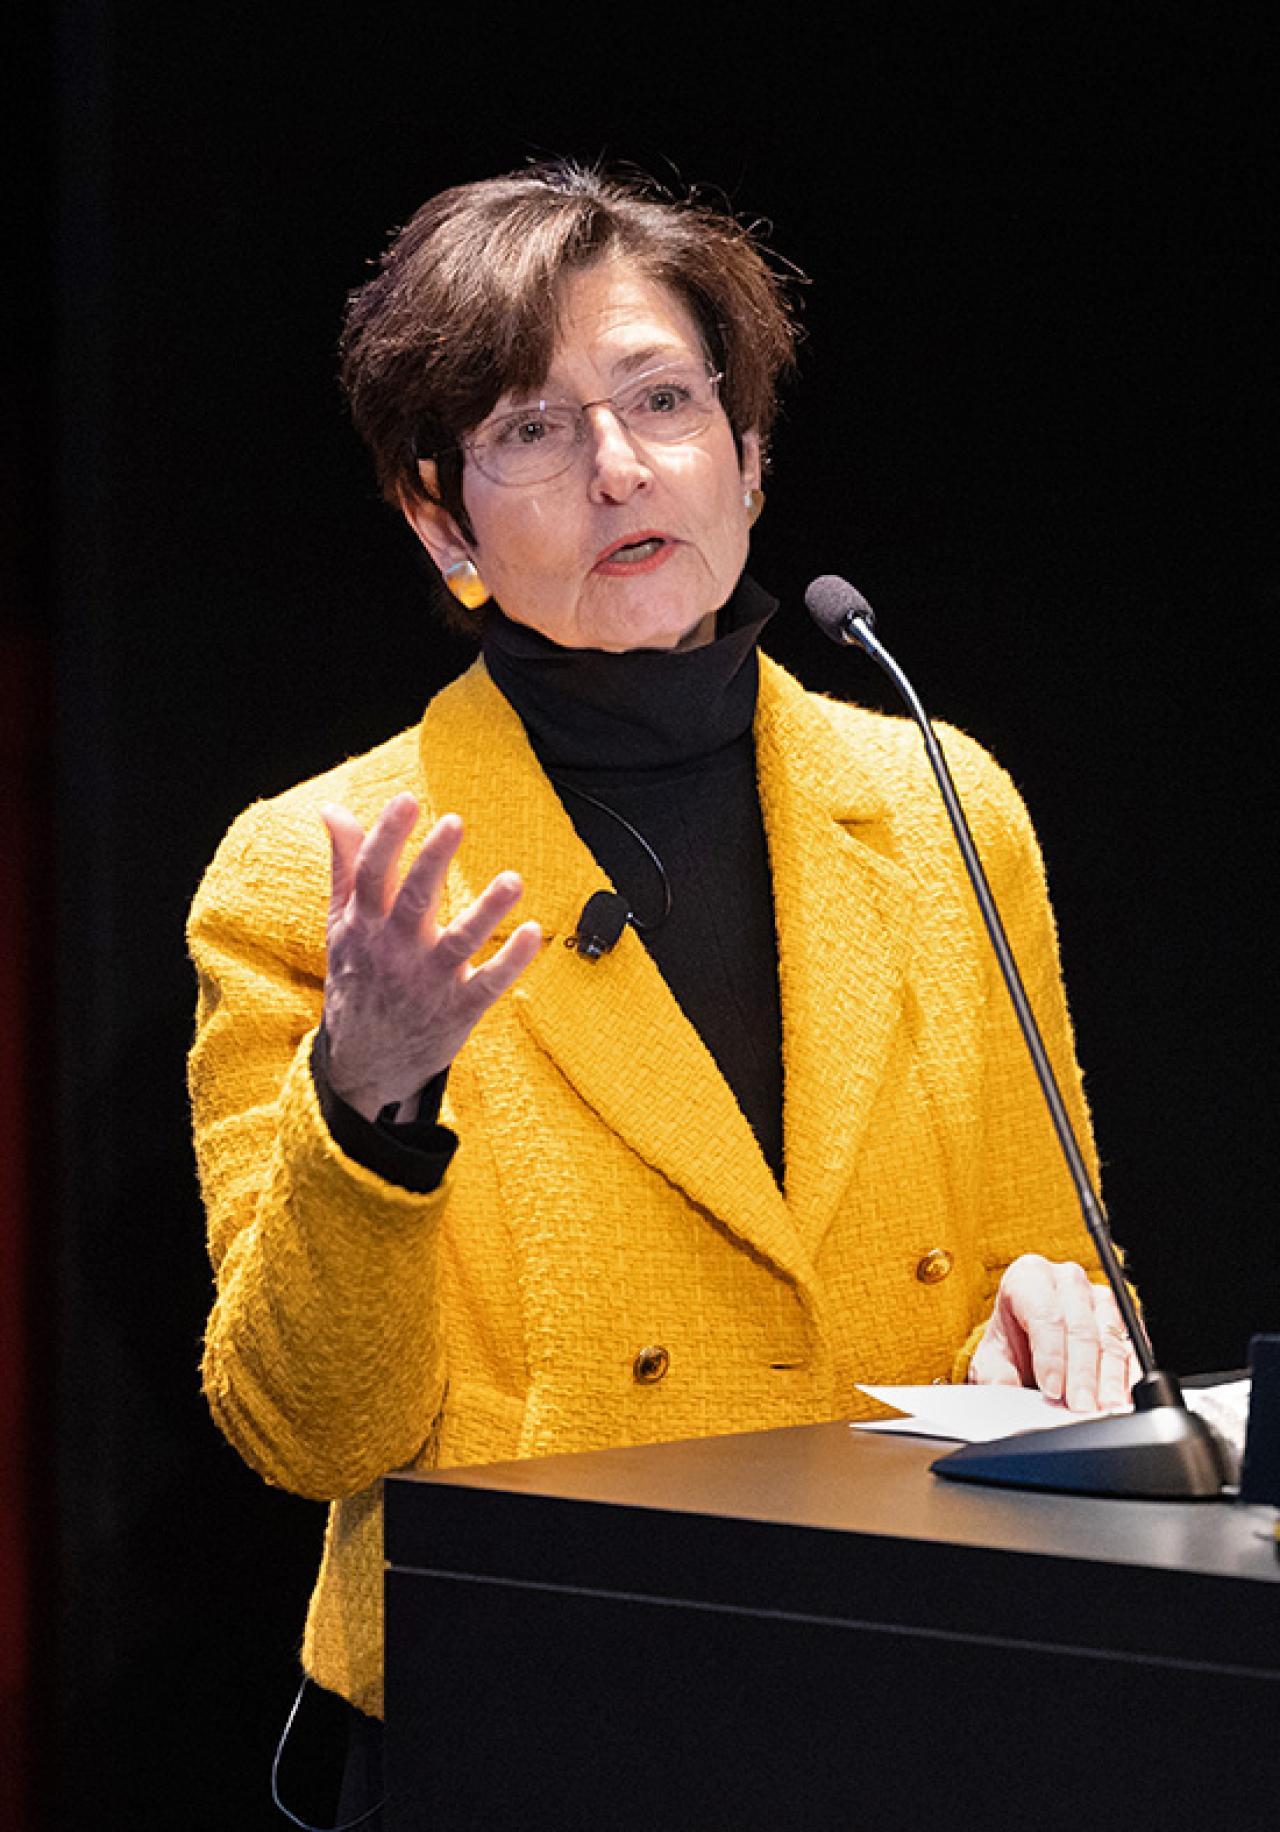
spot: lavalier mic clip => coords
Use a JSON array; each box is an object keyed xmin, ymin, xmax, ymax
[{"xmin": 567, "ymin": 890, "xmax": 631, "ymax": 961}]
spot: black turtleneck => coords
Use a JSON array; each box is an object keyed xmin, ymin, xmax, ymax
[
  {"xmin": 483, "ymin": 571, "xmax": 785, "ymax": 1184},
  {"xmin": 315, "ymin": 573, "xmax": 786, "ymax": 1190}
]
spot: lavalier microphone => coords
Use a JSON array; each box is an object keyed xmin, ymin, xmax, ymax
[{"xmin": 567, "ymin": 890, "xmax": 631, "ymax": 960}]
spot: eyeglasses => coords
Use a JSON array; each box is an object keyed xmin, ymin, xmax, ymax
[{"xmin": 459, "ymin": 364, "xmax": 724, "ymax": 487}]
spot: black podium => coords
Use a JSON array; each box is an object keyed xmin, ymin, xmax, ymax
[{"xmin": 384, "ymin": 1422, "xmax": 1279, "ymax": 1830}]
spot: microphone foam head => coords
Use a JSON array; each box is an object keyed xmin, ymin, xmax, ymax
[{"xmin": 805, "ymin": 574, "xmax": 875, "ymax": 642}]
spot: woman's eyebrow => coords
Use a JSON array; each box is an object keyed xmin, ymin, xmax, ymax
[
  {"xmin": 544, "ymin": 341, "xmax": 693, "ymax": 392},
  {"xmin": 500, "ymin": 341, "xmax": 695, "ymax": 415},
  {"xmin": 611, "ymin": 341, "xmax": 692, "ymax": 378}
]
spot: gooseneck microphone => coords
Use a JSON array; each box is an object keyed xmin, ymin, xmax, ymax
[
  {"xmin": 806, "ymin": 573, "xmax": 1226, "ymax": 1498},
  {"xmin": 806, "ymin": 577, "xmax": 1146, "ymax": 1360}
]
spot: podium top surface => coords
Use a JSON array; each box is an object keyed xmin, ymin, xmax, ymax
[
  {"xmin": 387, "ymin": 1422, "xmax": 1279, "ymax": 1674},
  {"xmin": 388, "ymin": 1428, "xmax": 1280, "ymax": 1832},
  {"xmin": 390, "ymin": 1419, "xmax": 1274, "ymax": 1581}
]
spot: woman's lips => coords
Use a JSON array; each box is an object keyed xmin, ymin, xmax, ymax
[{"xmin": 592, "ymin": 533, "xmax": 677, "ymax": 576}]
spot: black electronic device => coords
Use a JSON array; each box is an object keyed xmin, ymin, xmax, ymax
[
  {"xmin": 569, "ymin": 889, "xmax": 630, "ymax": 960},
  {"xmin": 1241, "ymin": 1334, "xmax": 1280, "ymax": 1506}
]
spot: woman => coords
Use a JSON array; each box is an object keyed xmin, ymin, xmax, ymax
[{"xmin": 188, "ymin": 162, "xmax": 1134, "ymax": 1810}]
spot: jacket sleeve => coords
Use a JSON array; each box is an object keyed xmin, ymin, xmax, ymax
[
  {"xmin": 939, "ymin": 733, "xmax": 1109, "ymax": 1380},
  {"xmin": 187, "ymin": 798, "xmax": 451, "ymax": 1501}
]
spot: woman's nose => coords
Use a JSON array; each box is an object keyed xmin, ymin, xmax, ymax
[{"xmin": 583, "ymin": 405, "xmax": 652, "ymax": 501}]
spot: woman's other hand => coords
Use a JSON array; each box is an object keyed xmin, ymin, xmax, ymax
[
  {"xmin": 968, "ymin": 1253, "xmax": 1137, "ymax": 1413},
  {"xmin": 320, "ymin": 793, "xmax": 541, "ymax": 1120}
]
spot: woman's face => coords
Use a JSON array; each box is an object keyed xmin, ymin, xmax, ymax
[{"xmin": 409, "ymin": 259, "xmax": 761, "ymax": 651}]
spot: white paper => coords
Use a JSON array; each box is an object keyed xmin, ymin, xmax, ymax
[
  {"xmin": 1183, "ymin": 1379, "xmax": 1251, "ymax": 1457},
  {"xmin": 853, "ymin": 1384, "xmax": 1117, "ymax": 1443},
  {"xmin": 852, "ymin": 1378, "xmax": 1251, "ymax": 1455}
]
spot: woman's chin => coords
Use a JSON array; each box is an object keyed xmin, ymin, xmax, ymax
[
  {"xmin": 586, "ymin": 601, "xmax": 717, "ymax": 654},
  {"xmin": 668, "ymin": 610, "xmax": 718, "ymax": 651}
]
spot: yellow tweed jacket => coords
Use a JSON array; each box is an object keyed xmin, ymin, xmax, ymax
[{"xmin": 188, "ymin": 651, "xmax": 1100, "ymax": 1716}]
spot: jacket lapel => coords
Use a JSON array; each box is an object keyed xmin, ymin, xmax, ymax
[
  {"xmin": 755, "ymin": 661, "xmax": 920, "ymax": 1259},
  {"xmin": 418, "ymin": 662, "xmax": 810, "ymax": 1291}
]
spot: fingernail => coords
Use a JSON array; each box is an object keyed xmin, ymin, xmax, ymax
[{"xmin": 1070, "ymin": 1387, "xmax": 1092, "ymax": 1412}]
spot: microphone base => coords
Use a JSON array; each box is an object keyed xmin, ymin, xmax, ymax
[{"xmin": 931, "ymin": 1375, "xmax": 1230, "ymax": 1499}]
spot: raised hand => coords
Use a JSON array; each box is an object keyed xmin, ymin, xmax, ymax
[{"xmin": 320, "ymin": 793, "xmax": 541, "ymax": 1121}]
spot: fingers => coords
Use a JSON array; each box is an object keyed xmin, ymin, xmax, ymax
[
  {"xmin": 350, "ymin": 793, "xmax": 422, "ymax": 922},
  {"xmin": 323, "ymin": 797, "xmax": 536, "ymax": 981},
  {"xmin": 418, "ymin": 867, "xmax": 524, "ymax": 965},
  {"xmin": 1013, "ymin": 1256, "xmax": 1088, "ymax": 1405},
  {"xmin": 1095, "ymin": 1291, "xmax": 1138, "ymax": 1411},
  {"xmin": 386, "ymin": 812, "xmax": 465, "ymax": 937},
  {"xmin": 321, "ymin": 793, "xmax": 422, "ymax": 929},
  {"xmin": 326, "ymin": 801, "xmax": 473, "ymax": 945},
  {"xmin": 334, "ymin": 806, "xmax": 517, "ymax": 960},
  {"xmin": 466, "ymin": 919, "xmax": 544, "ymax": 1007},
  {"xmin": 981, "ymin": 1255, "xmax": 1137, "ymax": 1412},
  {"xmin": 429, "ymin": 888, "xmax": 541, "ymax": 1035},
  {"xmin": 967, "ymin": 1260, "xmax": 1037, "ymax": 1388},
  {"xmin": 320, "ymin": 795, "xmax": 542, "ymax": 1105},
  {"xmin": 1044, "ymin": 1267, "xmax": 1136, "ymax": 1412},
  {"xmin": 320, "ymin": 801, "xmax": 367, "ymax": 923},
  {"xmin": 1053, "ymin": 1262, "xmax": 1106, "ymax": 1411},
  {"xmin": 967, "ymin": 1322, "xmax": 1029, "ymax": 1390}
]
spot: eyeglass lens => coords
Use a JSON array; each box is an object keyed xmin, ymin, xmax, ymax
[{"xmin": 467, "ymin": 366, "xmax": 720, "ymax": 485}]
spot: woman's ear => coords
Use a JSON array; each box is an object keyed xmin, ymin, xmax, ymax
[
  {"xmin": 399, "ymin": 460, "xmax": 474, "ymax": 574},
  {"xmin": 740, "ymin": 430, "xmax": 762, "ymax": 495}
]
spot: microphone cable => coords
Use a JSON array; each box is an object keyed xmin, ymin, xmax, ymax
[{"xmin": 271, "ymin": 1674, "xmax": 385, "ymax": 1831}]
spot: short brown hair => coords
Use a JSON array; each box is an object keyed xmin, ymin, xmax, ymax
[{"xmin": 338, "ymin": 161, "xmax": 802, "ymax": 547}]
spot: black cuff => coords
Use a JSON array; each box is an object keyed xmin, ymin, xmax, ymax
[{"xmin": 311, "ymin": 1027, "xmax": 458, "ymax": 1196}]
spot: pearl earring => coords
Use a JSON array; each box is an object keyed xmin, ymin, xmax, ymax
[{"xmin": 744, "ymin": 488, "xmax": 765, "ymax": 527}]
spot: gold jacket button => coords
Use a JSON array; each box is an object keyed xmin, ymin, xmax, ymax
[
  {"xmin": 632, "ymin": 1345, "xmax": 670, "ymax": 1384},
  {"xmin": 915, "ymin": 1248, "xmax": 955, "ymax": 1286}
]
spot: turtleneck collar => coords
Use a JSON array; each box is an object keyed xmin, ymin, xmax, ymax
[{"xmin": 479, "ymin": 572, "xmax": 778, "ymax": 772}]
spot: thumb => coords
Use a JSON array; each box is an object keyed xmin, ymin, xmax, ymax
[{"xmin": 969, "ymin": 1311, "xmax": 1029, "ymax": 1388}]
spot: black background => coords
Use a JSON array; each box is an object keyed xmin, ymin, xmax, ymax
[{"xmin": 24, "ymin": 5, "xmax": 1279, "ymax": 1827}]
